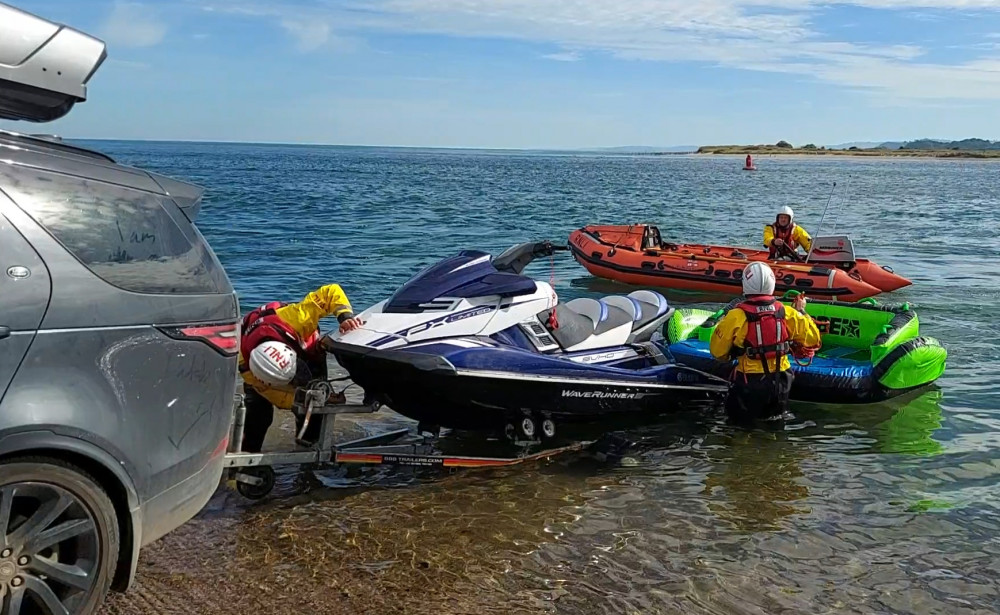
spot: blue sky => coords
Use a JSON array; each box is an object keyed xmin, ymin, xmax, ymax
[{"xmin": 5, "ymin": 0, "xmax": 1000, "ymax": 148}]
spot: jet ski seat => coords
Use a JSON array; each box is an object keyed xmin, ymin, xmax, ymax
[
  {"xmin": 536, "ymin": 303, "xmax": 592, "ymax": 350},
  {"xmin": 560, "ymin": 298, "xmax": 633, "ymax": 351},
  {"xmin": 601, "ymin": 295, "xmax": 642, "ymax": 322},
  {"xmin": 562, "ymin": 297, "xmax": 605, "ymax": 328},
  {"xmin": 602, "ymin": 291, "xmax": 674, "ymax": 343},
  {"xmin": 536, "ymin": 297, "xmax": 634, "ymax": 351}
]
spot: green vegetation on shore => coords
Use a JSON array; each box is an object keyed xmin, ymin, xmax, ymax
[{"xmin": 693, "ymin": 139, "xmax": 1000, "ymax": 159}]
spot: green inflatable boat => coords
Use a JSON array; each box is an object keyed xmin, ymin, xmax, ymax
[{"xmin": 664, "ymin": 296, "xmax": 947, "ymax": 403}]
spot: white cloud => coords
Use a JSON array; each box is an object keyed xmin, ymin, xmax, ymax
[
  {"xmin": 834, "ymin": 0, "xmax": 1000, "ymax": 7},
  {"xmin": 281, "ymin": 19, "xmax": 332, "ymax": 52},
  {"xmin": 543, "ymin": 50, "xmax": 581, "ymax": 62},
  {"xmin": 101, "ymin": 2, "xmax": 167, "ymax": 48},
  {"xmin": 816, "ymin": 55, "xmax": 1000, "ymax": 100},
  {"xmin": 195, "ymin": 0, "xmax": 1000, "ymax": 100},
  {"xmin": 197, "ymin": 2, "xmax": 357, "ymax": 52},
  {"xmin": 364, "ymin": 0, "xmax": 1000, "ymax": 100}
]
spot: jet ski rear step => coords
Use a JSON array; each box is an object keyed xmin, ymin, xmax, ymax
[{"xmin": 224, "ymin": 381, "xmax": 591, "ymax": 499}]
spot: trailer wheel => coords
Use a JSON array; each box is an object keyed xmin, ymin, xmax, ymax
[
  {"xmin": 519, "ymin": 417, "xmax": 537, "ymax": 440},
  {"xmin": 540, "ymin": 418, "xmax": 557, "ymax": 440},
  {"xmin": 235, "ymin": 466, "xmax": 275, "ymax": 500}
]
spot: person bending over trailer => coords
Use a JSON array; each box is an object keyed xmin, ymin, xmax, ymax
[
  {"xmin": 709, "ymin": 262, "xmax": 822, "ymax": 423},
  {"xmin": 764, "ymin": 205, "xmax": 812, "ymax": 260},
  {"xmin": 239, "ymin": 284, "xmax": 364, "ymax": 452}
]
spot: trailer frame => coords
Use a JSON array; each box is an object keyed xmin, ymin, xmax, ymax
[{"xmin": 223, "ymin": 379, "xmax": 591, "ymax": 499}]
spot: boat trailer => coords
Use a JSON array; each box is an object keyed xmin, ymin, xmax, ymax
[{"xmin": 223, "ymin": 379, "xmax": 594, "ymax": 499}]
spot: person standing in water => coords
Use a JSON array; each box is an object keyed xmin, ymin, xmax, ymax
[
  {"xmin": 710, "ymin": 262, "xmax": 822, "ymax": 423},
  {"xmin": 746, "ymin": 154, "xmax": 753, "ymax": 169}
]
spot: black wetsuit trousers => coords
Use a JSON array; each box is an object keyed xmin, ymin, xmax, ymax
[{"xmin": 725, "ymin": 370, "xmax": 794, "ymax": 423}]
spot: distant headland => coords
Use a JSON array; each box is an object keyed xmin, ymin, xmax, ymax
[{"xmin": 691, "ymin": 139, "xmax": 1000, "ymax": 159}]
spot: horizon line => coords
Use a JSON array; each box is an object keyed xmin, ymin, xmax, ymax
[
  {"xmin": 65, "ymin": 137, "xmax": 990, "ymax": 148},
  {"xmin": 60, "ymin": 136, "xmax": 697, "ymax": 152},
  {"xmin": 10, "ymin": 131, "xmax": 987, "ymax": 151}
]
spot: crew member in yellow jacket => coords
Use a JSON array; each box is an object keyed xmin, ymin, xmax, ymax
[
  {"xmin": 710, "ymin": 263, "xmax": 822, "ymax": 422},
  {"xmin": 238, "ymin": 284, "xmax": 363, "ymax": 452},
  {"xmin": 764, "ymin": 205, "xmax": 812, "ymax": 259}
]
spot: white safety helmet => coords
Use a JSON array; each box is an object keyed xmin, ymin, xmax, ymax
[
  {"xmin": 777, "ymin": 206, "xmax": 794, "ymax": 223},
  {"xmin": 742, "ymin": 262, "xmax": 776, "ymax": 296},
  {"xmin": 248, "ymin": 340, "xmax": 297, "ymax": 386}
]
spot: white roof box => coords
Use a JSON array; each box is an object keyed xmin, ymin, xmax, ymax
[{"xmin": 0, "ymin": 2, "xmax": 107, "ymax": 122}]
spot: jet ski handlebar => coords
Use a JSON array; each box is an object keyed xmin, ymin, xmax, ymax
[
  {"xmin": 534, "ymin": 241, "xmax": 569, "ymax": 256},
  {"xmin": 492, "ymin": 240, "xmax": 569, "ymax": 275}
]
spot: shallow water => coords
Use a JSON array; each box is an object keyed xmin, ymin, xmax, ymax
[{"xmin": 90, "ymin": 141, "xmax": 1000, "ymax": 614}]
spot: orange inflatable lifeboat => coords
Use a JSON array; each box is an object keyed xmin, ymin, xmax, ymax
[{"xmin": 569, "ymin": 224, "xmax": 911, "ymax": 302}]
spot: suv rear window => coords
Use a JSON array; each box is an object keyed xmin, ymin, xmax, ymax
[{"xmin": 0, "ymin": 166, "xmax": 228, "ymax": 294}]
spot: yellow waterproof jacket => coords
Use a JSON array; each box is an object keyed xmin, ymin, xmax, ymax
[
  {"xmin": 709, "ymin": 300, "xmax": 823, "ymax": 374},
  {"xmin": 763, "ymin": 223, "xmax": 813, "ymax": 253},
  {"xmin": 239, "ymin": 284, "xmax": 354, "ymax": 409}
]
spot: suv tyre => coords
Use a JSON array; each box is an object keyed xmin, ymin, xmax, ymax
[{"xmin": 0, "ymin": 458, "xmax": 119, "ymax": 615}]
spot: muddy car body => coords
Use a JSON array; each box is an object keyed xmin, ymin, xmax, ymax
[{"xmin": 1, "ymin": 3, "xmax": 240, "ymax": 613}]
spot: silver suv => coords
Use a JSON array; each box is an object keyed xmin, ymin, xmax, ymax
[{"xmin": 1, "ymin": 4, "xmax": 240, "ymax": 614}]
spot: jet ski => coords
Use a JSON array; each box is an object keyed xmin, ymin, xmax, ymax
[{"xmin": 322, "ymin": 241, "xmax": 729, "ymax": 440}]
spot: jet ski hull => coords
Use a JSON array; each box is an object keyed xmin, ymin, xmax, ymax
[{"xmin": 326, "ymin": 339, "xmax": 729, "ymax": 431}]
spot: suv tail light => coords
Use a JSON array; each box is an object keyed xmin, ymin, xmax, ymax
[{"xmin": 159, "ymin": 323, "xmax": 239, "ymax": 356}]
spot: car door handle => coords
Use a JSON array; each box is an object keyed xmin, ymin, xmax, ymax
[{"xmin": 0, "ymin": 326, "xmax": 10, "ymax": 340}]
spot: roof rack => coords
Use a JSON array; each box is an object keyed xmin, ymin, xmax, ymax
[
  {"xmin": 0, "ymin": 2, "xmax": 107, "ymax": 123},
  {"xmin": 0, "ymin": 128, "xmax": 115, "ymax": 163}
]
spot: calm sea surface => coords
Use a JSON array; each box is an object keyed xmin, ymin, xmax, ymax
[{"xmin": 88, "ymin": 140, "xmax": 1000, "ymax": 614}]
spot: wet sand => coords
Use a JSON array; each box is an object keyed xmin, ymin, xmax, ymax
[
  {"xmin": 99, "ymin": 480, "xmax": 539, "ymax": 615},
  {"xmin": 99, "ymin": 417, "xmax": 579, "ymax": 615},
  {"xmin": 100, "ymin": 384, "xmax": 561, "ymax": 615}
]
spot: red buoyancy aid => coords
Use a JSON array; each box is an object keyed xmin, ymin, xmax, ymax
[
  {"xmin": 736, "ymin": 297, "xmax": 791, "ymax": 370},
  {"xmin": 768, "ymin": 222, "xmax": 796, "ymax": 258},
  {"xmin": 239, "ymin": 301, "xmax": 320, "ymax": 366}
]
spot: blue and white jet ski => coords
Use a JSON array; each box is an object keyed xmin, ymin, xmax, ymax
[{"xmin": 323, "ymin": 241, "xmax": 729, "ymax": 439}]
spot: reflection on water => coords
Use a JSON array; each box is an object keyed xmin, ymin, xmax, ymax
[
  {"xmin": 701, "ymin": 389, "xmax": 946, "ymax": 532},
  {"xmin": 702, "ymin": 429, "xmax": 812, "ymax": 532},
  {"xmin": 830, "ymin": 388, "xmax": 945, "ymax": 456}
]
